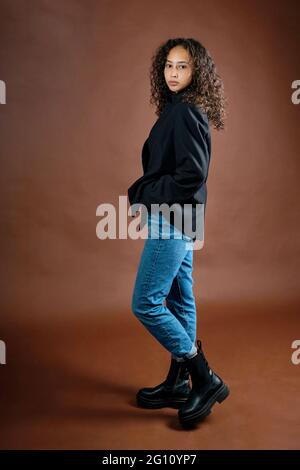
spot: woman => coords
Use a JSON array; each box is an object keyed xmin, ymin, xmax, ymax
[{"xmin": 127, "ymin": 37, "xmax": 229, "ymax": 428}]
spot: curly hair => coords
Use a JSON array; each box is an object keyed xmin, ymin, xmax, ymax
[{"xmin": 149, "ymin": 37, "xmax": 227, "ymax": 130}]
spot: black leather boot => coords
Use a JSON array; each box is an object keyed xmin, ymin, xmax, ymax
[
  {"xmin": 178, "ymin": 340, "xmax": 230, "ymax": 427},
  {"xmin": 136, "ymin": 357, "xmax": 191, "ymax": 409}
]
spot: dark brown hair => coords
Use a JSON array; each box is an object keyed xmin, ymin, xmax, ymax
[{"xmin": 149, "ymin": 37, "xmax": 227, "ymax": 130}]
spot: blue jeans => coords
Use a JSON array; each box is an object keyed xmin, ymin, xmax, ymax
[{"xmin": 131, "ymin": 211, "xmax": 198, "ymax": 360}]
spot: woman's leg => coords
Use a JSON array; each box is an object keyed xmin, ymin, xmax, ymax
[
  {"xmin": 165, "ymin": 249, "xmax": 197, "ymax": 361},
  {"xmin": 131, "ymin": 218, "xmax": 197, "ymax": 359}
]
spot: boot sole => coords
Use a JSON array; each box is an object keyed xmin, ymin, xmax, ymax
[
  {"xmin": 136, "ymin": 395, "xmax": 189, "ymax": 409},
  {"xmin": 178, "ymin": 382, "xmax": 230, "ymax": 426}
]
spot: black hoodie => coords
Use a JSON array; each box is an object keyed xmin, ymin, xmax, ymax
[{"xmin": 127, "ymin": 88, "xmax": 211, "ymax": 241}]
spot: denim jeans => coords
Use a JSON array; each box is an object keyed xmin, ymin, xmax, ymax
[{"xmin": 131, "ymin": 211, "xmax": 198, "ymax": 360}]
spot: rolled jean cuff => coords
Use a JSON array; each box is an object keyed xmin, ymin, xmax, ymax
[
  {"xmin": 172, "ymin": 354, "xmax": 185, "ymax": 363},
  {"xmin": 172, "ymin": 343, "xmax": 197, "ymax": 362}
]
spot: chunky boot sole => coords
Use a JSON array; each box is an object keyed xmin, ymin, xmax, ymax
[
  {"xmin": 136, "ymin": 394, "xmax": 189, "ymax": 409},
  {"xmin": 178, "ymin": 382, "xmax": 230, "ymax": 427}
]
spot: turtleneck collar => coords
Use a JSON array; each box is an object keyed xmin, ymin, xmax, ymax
[
  {"xmin": 166, "ymin": 84, "xmax": 192, "ymax": 104},
  {"xmin": 167, "ymin": 88, "xmax": 185, "ymax": 104}
]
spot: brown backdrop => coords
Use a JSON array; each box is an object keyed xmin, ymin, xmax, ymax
[{"xmin": 0, "ymin": 0, "xmax": 299, "ymax": 450}]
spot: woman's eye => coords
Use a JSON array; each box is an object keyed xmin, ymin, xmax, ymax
[{"xmin": 165, "ymin": 64, "xmax": 186, "ymax": 69}]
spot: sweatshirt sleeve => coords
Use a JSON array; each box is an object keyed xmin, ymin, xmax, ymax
[{"xmin": 133, "ymin": 103, "xmax": 210, "ymax": 206}]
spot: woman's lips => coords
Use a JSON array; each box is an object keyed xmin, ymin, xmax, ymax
[{"xmin": 169, "ymin": 81, "xmax": 179, "ymax": 85}]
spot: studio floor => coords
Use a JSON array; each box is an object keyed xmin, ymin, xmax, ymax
[{"xmin": 0, "ymin": 300, "xmax": 299, "ymax": 450}]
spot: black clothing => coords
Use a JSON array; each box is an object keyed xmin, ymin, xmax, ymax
[{"xmin": 127, "ymin": 88, "xmax": 211, "ymax": 241}]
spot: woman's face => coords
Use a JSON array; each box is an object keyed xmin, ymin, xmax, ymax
[{"xmin": 164, "ymin": 46, "xmax": 193, "ymax": 93}]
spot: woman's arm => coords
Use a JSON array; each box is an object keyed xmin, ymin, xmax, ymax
[{"xmin": 133, "ymin": 103, "xmax": 210, "ymax": 207}]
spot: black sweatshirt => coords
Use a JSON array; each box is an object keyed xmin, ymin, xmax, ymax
[{"xmin": 127, "ymin": 88, "xmax": 211, "ymax": 241}]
